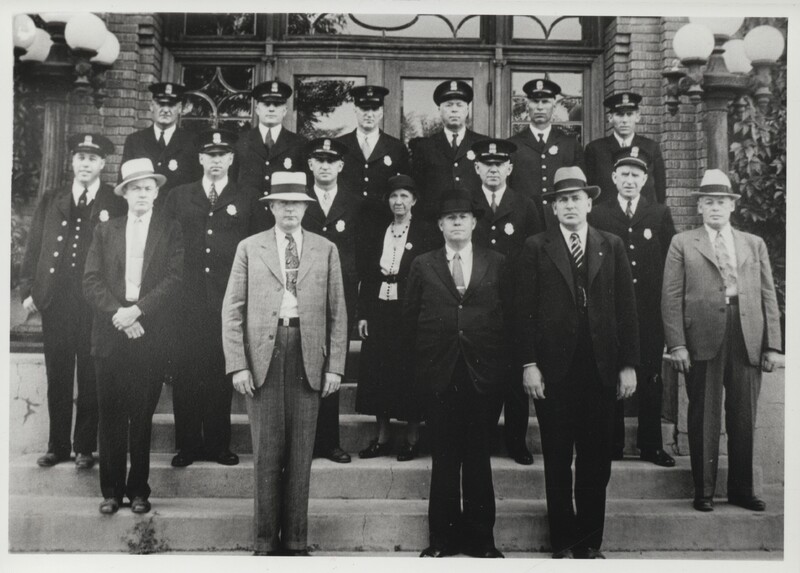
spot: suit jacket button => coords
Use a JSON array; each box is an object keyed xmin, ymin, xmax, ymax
[
  {"xmin": 364, "ymin": 177, "xmax": 369, "ymax": 182},
  {"xmin": 458, "ymin": 305, "xmax": 463, "ymax": 309},
  {"xmin": 49, "ymin": 268, "xmax": 55, "ymax": 273},
  {"xmin": 631, "ymin": 261, "xmax": 636, "ymax": 266},
  {"xmin": 209, "ymin": 212, "xmax": 214, "ymax": 217},
  {"xmin": 276, "ymin": 286, "xmax": 281, "ymax": 292},
  {"xmin": 633, "ymin": 278, "xmax": 637, "ymax": 284},
  {"xmin": 491, "ymin": 226, "xmax": 496, "ymax": 230},
  {"xmin": 323, "ymin": 226, "xmax": 327, "ymax": 232},
  {"xmin": 364, "ymin": 163, "xmax": 369, "ymax": 168},
  {"xmin": 265, "ymin": 175, "xmax": 270, "ymax": 180},
  {"xmin": 205, "ymin": 268, "xmax": 210, "ymax": 273},
  {"xmin": 53, "ymin": 252, "xmax": 59, "ymax": 257},
  {"xmin": 208, "ymin": 229, "xmax": 213, "ymax": 235},
  {"xmin": 269, "ymin": 335, "xmax": 274, "ymax": 340},
  {"xmin": 265, "ymin": 161, "xmax": 270, "ymax": 166},
  {"xmin": 57, "ymin": 236, "xmax": 63, "ymax": 241},
  {"xmin": 491, "ymin": 239, "xmax": 496, "ymax": 244},
  {"xmin": 62, "ymin": 221, "xmax": 67, "ymax": 227},
  {"xmin": 363, "ymin": 191, "xmax": 368, "ymax": 196},
  {"xmin": 455, "ymin": 177, "xmax": 460, "ymax": 182},
  {"xmin": 629, "ymin": 244, "xmax": 634, "ymax": 250},
  {"xmin": 541, "ymin": 154, "xmax": 546, "ymax": 159}
]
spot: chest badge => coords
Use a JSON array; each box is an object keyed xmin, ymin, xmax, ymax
[
  {"xmin": 384, "ymin": 155, "xmax": 392, "ymax": 167},
  {"xmin": 548, "ymin": 145, "xmax": 559, "ymax": 155},
  {"xmin": 336, "ymin": 220, "xmax": 346, "ymax": 232},
  {"xmin": 504, "ymin": 223, "xmax": 515, "ymax": 235},
  {"xmin": 284, "ymin": 157, "xmax": 293, "ymax": 170},
  {"xmin": 99, "ymin": 210, "xmax": 109, "ymax": 222},
  {"xmin": 226, "ymin": 204, "xmax": 238, "ymax": 216},
  {"xmin": 644, "ymin": 228, "xmax": 652, "ymax": 240},
  {"xmin": 405, "ymin": 242, "xmax": 413, "ymax": 250},
  {"xmin": 168, "ymin": 159, "xmax": 178, "ymax": 171},
  {"xmin": 466, "ymin": 150, "xmax": 476, "ymax": 161}
]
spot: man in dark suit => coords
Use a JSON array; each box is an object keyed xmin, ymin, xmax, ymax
[
  {"xmin": 235, "ymin": 81, "xmax": 307, "ymax": 196},
  {"xmin": 585, "ymin": 92, "xmax": 667, "ymax": 205},
  {"xmin": 404, "ymin": 188, "xmax": 507, "ymax": 559},
  {"xmin": 120, "ymin": 82, "xmax": 202, "ymax": 204},
  {"xmin": 410, "ymin": 80, "xmax": 489, "ymax": 220},
  {"xmin": 662, "ymin": 169, "xmax": 782, "ymax": 513},
  {"xmin": 516, "ymin": 166, "xmax": 639, "ymax": 559},
  {"xmin": 507, "ymin": 79, "xmax": 584, "ymax": 228},
  {"xmin": 19, "ymin": 133, "xmax": 126, "ymax": 469},
  {"xmin": 469, "ymin": 139, "xmax": 542, "ymax": 466},
  {"xmin": 301, "ymin": 138, "xmax": 362, "ymax": 464},
  {"xmin": 165, "ymin": 129, "xmax": 269, "ymax": 468},
  {"xmin": 83, "ymin": 158, "xmax": 184, "ymax": 515},
  {"xmin": 589, "ymin": 147, "xmax": 676, "ymax": 467}
]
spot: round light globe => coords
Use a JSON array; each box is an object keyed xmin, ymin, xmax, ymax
[
  {"xmin": 672, "ymin": 23, "xmax": 715, "ymax": 64},
  {"xmin": 19, "ymin": 29, "xmax": 53, "ymax": 62},
  {"xmin": 688, "ymin": 17, "xmax": 744, "ymax": 38},
  {"xmin": 13, "ymin": 14, "xmax": 38, "ymax": 50},
  {"xmin": 65, "ymin": 13, "xmax": 107, "ymax": 52},
  {"xmin": 91, "ymin": 31, "xmax": 120, "ymax": 65},
  {"xmin": 744, "ymin": 25, "xmax": 785, "ymax": 64},
  {"xmin": 722, "ymin": 39, "xmax": 752, "ymax": 74}
]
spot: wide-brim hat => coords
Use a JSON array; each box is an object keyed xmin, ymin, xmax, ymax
[
  {"xmin": 438, "ymin": 188, "xmax": 484, "ymax": 218},
  {"xmin": 259, "ymin": 171, "xmax": 316, "ymax": 202},
  {"xmin": 543, "ymin": 166, "xmax": 601, "ymax": 200},
  {"xmin": 689, "ymin": 169, "xmax": 741, "ymax": 199},
  {"xmin": 384, "ymin": 174, "xmax": 418, "ymax": 199},
  {"xmin": 114, "ymin": 158, "xmax": 167, "ymax": 196}
]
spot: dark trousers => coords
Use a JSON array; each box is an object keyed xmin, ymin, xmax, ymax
[
  {"xmin": 686, "ymin": 304, "xmax": 761, "ymax": 500},
  {"xmin": 426, "ymin": 358, "xmax": 497, "ymax": 552},
  {"xmin": 490, "ymin": 366, "xmax": 530, "ymax": 452},
  {"xmin": 612, "ymin": 368, "xmax": 665, "ymax": 455},
  {"xmin": 534, "ymin": 346, "xmax": 615, "ymax": 553},
  {"xmin": 40, "ymin": 286, "xmax": 97, "ymax": 456},
  {"xmin": 173, "ymin": 310, "xmax": 233, "ymax": 457},
  {"xmin": 248, "ymin": 325, "xmax": 320, "ymax": 552},
  {"xmin": 314, "ymin": 310, "xmax": 354, "ymax": 455},
  {"xmin": 95, "ymin": 341, "xmax": 163, "ymax": 501}
]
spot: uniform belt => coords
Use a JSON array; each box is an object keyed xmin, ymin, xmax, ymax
[
  {"xmin": 278, "ymin": 317, "xmax": 300, "ymax": 326},
  {"xmin": 381, "ymin": 274, "xmax": 399, "ymax": 284},
  {"xmin": 726, "ymin": 295, "xmax": 739, "ymax": 306}
]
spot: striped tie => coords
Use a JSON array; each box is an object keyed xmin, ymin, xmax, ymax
[{"xmin": 569, "ymin": 232, "xmax": 584, "ymax": 269}]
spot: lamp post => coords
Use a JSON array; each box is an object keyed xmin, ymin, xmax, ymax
[{"xmin": 663, "ymin": 18, "xmax": 784, "ymax": 173}]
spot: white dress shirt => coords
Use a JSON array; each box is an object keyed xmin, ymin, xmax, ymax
[
  {"xmin": 483, "ymin": 185, "xmax": 507, "ymax": 208},
  {"xmin": 259, "ymin": 124, "xmax": 283, "ymax": 146},
  {"xmin": 614, "ymin": 132, "xmax": 633, "ymax": 148},
  {"xmin": 444, "ymin": 128, "xmax": 466, "ymax": 149},
  {"xmin": 125, "ymin": 209, "xmax": 153, "ymax": 302},
  {"xmin": 203, "ymin": 176, "xmax": 228, "ymax": 200},
  {"xmin": 705, "ymin": 223, "xmax": 738, "ymax": 296},
  {"xmin": 72, "ymin": 179, "xmax": 101, "ymax": 205},
  {"xmin": 357, "ymin": 129, "xmax": 380, "ymax": 158},
  {"xmin": 617, "ymin": 194, "xmax": 641, "ymax": 216},
  {"xmin": 276, "ymin": 227, "xmax": 304, "ymax": 318},
  {"xmin": 378, "ymin": 221, "xmax": 411, "ymax": 301},
  {"xmin": 559, "ymin": 223, "xmax": 588, "ymax": 254},
  {"xmin": 445, "ymin": 242, "xmax": 473, "ymax": 290},
  {"xmin": 154, "ymin": 124, "xmax": 176, "ymax": 146},
  {"xmin": 314, "ymin": 185, "xmax": 338, "ymax": 217},
  {"xmin": 529, "ymin": 124, "xmax": 552, "ymax": 143}
]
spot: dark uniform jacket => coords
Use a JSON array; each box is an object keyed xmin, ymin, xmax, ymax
[
  {"xmin": 83, "ymin": 210, "xmax": 184, "ymax": 362},
  {"xmin": 589, "ymin": 197, "xmax": 675, "ymax": 373},
  {"xmin": 515, "ymin": 226, "xmax": 640, "ymax": 388},
  {"xmin": 19, "ymin": 183, "xmax": 126, "ymax": 311},
  {"xmin": 120, "ymin": 127, "xmax": 202, "ymax": 203},
  {"xmin": 472, "ymin": 185, "xmax": 543, "ymax": 264},
  {"xmin": 336, "ymin": 129, "xmax": 410, "ymax": 204},
  {"xmin": 585, "ymin": 134, "xmax": 667, "ymax": 205},
  {"xmin": 234, "ymin": 126, "xmax": 307, "ymax": 195},
  {"xmin": 507, "ymin": 126, "xmax": 584, "ymax": 228},
  {"xmin": 409, "ymin": 129, "xmax": 489, "ymax": 219}
]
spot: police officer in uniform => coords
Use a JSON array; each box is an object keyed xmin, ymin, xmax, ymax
[
  {"xmin": 301, "ymin": 138, "xmax": 363, "ymax": 464},
  {"xmin": 235, "ymin": 81, "xmax": 308, "ymax": 197},
  {"xmin": 507, "ymin": 79, "xmax": 584, "ymax": 228},
  {"xmin": 470, "ymin": 139, "xmax": 542, "ymax": 465},
  {"xmin": 589, "ymin": 147, "xmax": 676, "ymax": 467},
  {"xmin": 585, "ymin": 92, "xmax": 667, "ymax": 205},
  {"xmin": 120, "ymin": 82, "xmax": 202, "ymax": 204},
  {"xmin": 20, "ymin": 133, "xmax": 126, "ymax": 468},
  {"xmin": 165, "ymin": 129, "xmax": 269, "ymax": 467},
  {"xmin": 410, "ymin": 80, "xmax": 489, "ymax": 220}
]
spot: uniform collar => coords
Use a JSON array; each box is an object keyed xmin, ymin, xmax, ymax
[{"xmin": 71, "ymin": 179, "xmax": 101, "ymax": 205}]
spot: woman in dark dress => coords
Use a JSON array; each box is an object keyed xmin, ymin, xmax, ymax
[{"xmin": 355, "ymin": 174, "xmax": 438, "ymax": 461}]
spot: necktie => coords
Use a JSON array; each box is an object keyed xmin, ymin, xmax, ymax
[
  {"xmin": 78, "ymin": 187, "xmax": 88, "ymax": 207},
  {"xmin": 451, "ymin": 132, "xmax": 459, "ymax": 153},
  {"xmin": 537, "ymin": 133, "xmax": 544, "ymax": 144},
  {"xmin": 452, "ymin": 252, "xmax": 466, "ymax": 297},
  {"xmin": 361, "ymin": 136, "xmax": 372, "ymax": 160},
  {"xmin": 157, "ymin": 130, "xmax": 166, "ymax": 150},
  {"xmin": 264, "ymin": 128, "xmax": 274, "ymax": 151},
  {"xmin": 285, "ymin": 234, "xmax": 300, "ymax": 297},
  {"xmin": 714, "ymin": 231, "xmax": 738, "ymax": 293},
  {"xmin": 208, "ymin": 182, "xmax": 218, "ymax": 208},
  {"xmin": 569, "ymin": 232, "xmax": 584, "ymax": 269},
  {"xmin": 626, "ymin": 199, "xmax": 633, "ymax": 219},
  {"xmin": 490, "ymin": 192, "xmax": 498, "ymax": 213}
]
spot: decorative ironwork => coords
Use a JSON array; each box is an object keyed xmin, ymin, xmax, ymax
[
  {"xmin": 513, "ymin": 16, "xmax": 582, "ymax": 41},
  {"xmin": 288, "ymin": 14, "xmax": 481, "ymax": 39},
  {"xmin": 180, "ymin": 65, "xmax": 255, "ymax": 132}
]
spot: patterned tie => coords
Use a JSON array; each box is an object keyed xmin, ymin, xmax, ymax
[
  {"xmin": 714, "ymin": 231, "xmax": 738, "ymax": 293},
  {"xmin": 452, "ymin": 252, "xmax": 466, "ymax": 297},
  {"xmin": 626, "ymin": 199, "xmax": 633, "ymax": 219},
  {"xmin": 157, "ymin": 129, "xmax": 166, "ymax": 150},
  {"xmin": 285, "ymin": 233, "xmax": 300, "ymax": 297},
  {"xmin": 208, "ymin": 182, "xmax": 218, "ymax": 209},
  {"xmin": 490, "ymin": 192, "xmax": 498, "ymax": 213},
  {"xmin": 78, "ymin": 187, "xmax": 88, "ymax": 207},
  {"xmin": 264, "ymin": 128, "xmax": 274, "ymax": 151},
  {"xmin": 569, "ymin": 232, "xmax": 584, "ymax": 269},
  {"xmin": 361, "ymin": 136, "xmax": 372, "ymax": 160},
  {"xmin": 451, "ymin": 132, "xmax": 459, "ymax": 153}
]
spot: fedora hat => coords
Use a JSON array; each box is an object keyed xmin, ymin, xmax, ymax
[
  {"xmin": 690, "ymin": 169, "xmax": 741, "ymax": 199},
  {"xmin": 259, "ymin": 172, "xmax": 316, "ymax": 203},
  {"xmin": 114, "ymin": 158, "xmax": 167, "ymax": 196},
  {"xmin": 438, "ymin": 188, "xmax": 483, "ymax": 218},
  {"xmin": 543, "ymin": 166, "xmax": 601, "ymax": 200}
]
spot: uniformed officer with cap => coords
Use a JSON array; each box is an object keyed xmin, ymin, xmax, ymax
[
  {"xmin": 336, "ymin": 85, "xmax": 410, "ymax": 225},
  {"xmin": 20, "ymin": 133, "xmax": 126, "ymax": 469},
  {"xmin": 470, "ymin": 138, "xmax": 542, "ymax": 466},
  {"xmin": 410, "ymin": 80, "xmax": 489, "ymax": 220},
  {"xmin": 585, "ymin": 92, "xmax": 667, "ymax": 205},
  {"xmin": 301, "ymin": 137, "xmax": 363, "ymax": 464},
  {"xmin": 507, "ymin": 78, "xmax": 584, "ymax": 229},
  {"xmin": 120, "ymin": 82, "xmax": 202, "ymax": 204},
  {"xmin": 165, "ymin": 128, "xmax": 270, "ymax": 468},
  {"xmin": 235, "ymin": 80, "xmax": 308, "ymax": 196},
  {"xmin": 589, "ymin": 146, "xmax": 677, "ymax": 467}
]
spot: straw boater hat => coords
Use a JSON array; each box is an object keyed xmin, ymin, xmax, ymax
[
  {"xmin": 543, "ymin": 166, "xmax": 601, "ymax": 200},
  {"xmin": 258, "ymin": 172, "xmax": 316, "ymax": 202},
  {"xmin": 114, "ymin": 158, "xmax": 167, "ymax": 196},
  {"xmin": 689, "ymin": 169, "xmax": 741, "ymax": 199}
]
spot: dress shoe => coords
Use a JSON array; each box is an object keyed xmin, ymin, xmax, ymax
[
  {"xmin": 131, "ymin": 497, "xmax": 152, "ymax": 514},
  {"xmin": 552, "ymin": 549, "xmax": 574, "ymax": 559},
  {"xmin": 640, "ymin": 449, "xmax": 676, "ymax": 467},
  {"xmin": 359, "ymin": 440, "xmax": 392, "ymax": 459},
  {"xmin": 75, "ymin": 453, "xmax": 95, "ymax": 469},
  {"xmin": 325, "ymin": 447, "xmax": 351, "ymax": 463},
  {"xmin": 171, "ymin": 451, "xmax": 195, "ymax": 467},
  {"xmin": 693, "ymin": 498, "xmax": 714, "ymax": 512},
  {"xmin": 214, "ymin": 450, "xmax": 240, "ymax": 466},
  {"xmin": 284, "ymin": 549, "xmax": 311, "ymax": 556},
  {"xmin": 728, "ymin": 495, "xmax": 766, "ymax": 511},
  {"xmin": 465, "ymin": 546, "xmax": 504, "ymax": 558},
  {"xmin": 419, "ymin": 545, "xmax": 459, "ymax": 557},
  {"xmin": 37, "ymin": 452, "xmax": 70, "ymax": 467},
  {"xmin": 99, "ymin": 498, "xmax": 120, "ymax": 515},
  {"xmin": 575, "ymin": 547, "xmax": 606, "ymax": 559},
  {"xmin": 509, "ymin": 445, "xmax": 534, "ymax": 465},
  {"xmin": 396, "ymin": 442, "xmax": 419, "ymax": 462}
]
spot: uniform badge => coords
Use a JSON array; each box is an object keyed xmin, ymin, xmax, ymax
[
  {"xmin": 384, "ymin": 155, "xmax": 392, "ymax": 167},
  {"xmin": 405, "ymin": 242, "xmax": 413, "ymax": 250},
  {"xmin": 99, "ymin": 210, "xmax": 109, "ymax": 222},
  {"xmin": 213, "ymin": 133, "xmax": 222, "ymax": 144},
  {"xmin": 466, "ymin": 150, "xmax": 476, "ymax": 161},
  {"xmin": 504, "ymin": 223, "xmax": 515, "ymax": 235},
  {"xmin": 284, "ymin": 157, "xmax": 292, "ymax": 169},
  {"xmin": 169, "ymin": 159, "xmax": 178, "ymax": 171},
  {"xmin": 227, "ymin": 204, "xmax": 238, "ymax": 216},
  {"xmin": 644, "ymin": 228, "xmax": 652, "ymax": 240},
  {"xmin": 548, "ymin": 145, "xmax": 559, "ymax": 155},
  {"xmin": 336, "ymin": 220, "xmax": 346, "ymax": 232}
]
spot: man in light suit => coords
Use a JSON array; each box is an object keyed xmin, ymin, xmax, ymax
[
  {"xmin": 221, "ymin": 171, "xmax": 348, "ymax": 556},
  {"xmin": 662, "ymin": 169, "xmax": 782, "ymax": 513}
]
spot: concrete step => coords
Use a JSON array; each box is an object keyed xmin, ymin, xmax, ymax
[
  {"xmin": 12, "ymin": 453, "xmax": 747, "ymax": 501},
  {"xmin": 9, "ymin": 489, "xmax": 783, "ymax": 553}
]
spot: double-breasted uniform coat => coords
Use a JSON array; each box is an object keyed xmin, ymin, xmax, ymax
[
  {"xmin": 234, "ymin": 127, "xmax": 308, "ymax": 196},
  {"xmin": 585, "ymin": 134, "xmax": 667, "ymax": 205}
]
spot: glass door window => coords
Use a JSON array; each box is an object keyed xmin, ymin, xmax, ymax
[{"xmin": 511, "ymin": 71, "xmax": 584, "ymax": 141}]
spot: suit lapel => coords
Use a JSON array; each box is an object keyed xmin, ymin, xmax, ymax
[
  {"xmin": 212, "ymin": 181, "xmax": 237, "ymax": 213},
  {"xmin": 732, "ymin": 228, "xmax": 752, "ymax": 268},
  {"xmin": 492, "ymin": 188, "xmax": 515, "ymax": 222},
  {"xmin": 454, "ymin": 130, "xmax": 476, "ymax": 161},
  {"xmin": 297, "ymin": 231, "xmax": 316, "ymax": 285},
  {"xmin": 543, "ymin": 229, "xmax": 576, "ymax": 302},
  {"xmin": 258, "ymin": 230, "xmax": 285, "ymax": 284},
  {"xmin": 325, "ymin": 192, "xmax": 348, "ymax": 225},
  {"xmin": 110, "ymin": 216, "xmax": 127, "ymax": 276},
  {"xmin": 692, "ymin": 227, "xmax": 721, "ymax": 270},
  {"xmin": 431, "ymin": 248, "xmax": 461, "ymax": 301},
  {"xmin": 191, "ymin": 182, "xmax": 210, "ymax": 210},
  {"xmin": 461, "ymin": 248, "xmax": 489, "ymax": 303},
  {"xmin": 270, "ymin": 128, "xmax": 291, "ymax": 159},
  {"xmin": 141, "ymin": 211, "xmax": 165, "ymax": 281},
  {"xmin": 248, "ymin": 128, "xmax": 269, "ymax": 160},
  {"xmin": 435, "ymin": 130, "xmax": 455, "ymax": 160},
  {"xmin": 586, "ymin": 226, "xmax": 607, "ymax": 288}
]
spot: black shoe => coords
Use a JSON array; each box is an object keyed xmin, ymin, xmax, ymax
[
  {"xmin": 99, "ymin": 498, "xmax": 120, "ymax": 515},
  {"xmin": 171, "ymin": 451, "xmax": 195, "ymax": 468},
  {"xmin": 420, "ymin": 545, "xmax": 459, "ymax": 557},
  {"xmin": 693, "ymin": 497, "xmax": 714, "ymax": 512},
  {"xmin": 575, "ymin": 548, "xmax": 606, "ymax": 559},
  {"xmin": 37, "ymin": 452, "xmax": 70, "ymax": 467},
  {"xmin": 640, "ymin": 449, "xmax": 676, "ymax": 467},
  {"xmin": 552, "ymin": 549, "xmax": 574, "ymax": 559},
  {"xmin": 465, "ymin": 546, "xmax": 504, "ymax": 558},
  {"xmin": 728, "ymin": 495, "xmax": 766, "ymax": 511},
  {"xmin": 359, "ymin": 440, "xmax": 391, "ymax": 459},
  {"xmin": 509, "ymin": 445, "xmax": 534, "ymax": 465},
  {"xmin": 325, "ymin": 447, "xmax": 351, "ymax": 464},
  {"xmin": 396, "ymin": 442, "xmax": 419, "ymax": 462},
  {"xmin": 214, "ymin": 450, "xmax": 240, "ymax": 466},
  {"xmin": 75, "ymin": 453, "xmax": 95, "ymax": 469},
  {"xmin": 131, "ymin": 497, "xmax": 151, "ymax": 514}
]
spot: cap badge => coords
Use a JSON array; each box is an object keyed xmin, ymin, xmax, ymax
[
  {"xmin": 366, "ymin": 87, "xmax": 373, "ymax": 96},
  {"xmin": 323, "ymin": 139, "xmax": 331, "ymax": 151},
  {"xmin": 489, "ymin": 143, "xmax": 497, "ymax": 154},
  {"xmin": 631, "ymin": 146, "xmax": 639, "ymax": 158},
  {"xmin": 450, "ymin": 81, "xmax": 457, "ymax": 91},
  {"xmin": 537, "ymin": 80, "xmax": 543, "ymax": 90},
  {"xmin": 271, "ymin": 83, "xmax": 278, "ymax": 93},
  {"xmin": 622, "ymin": 94, "xmax": 629, "ymax": 104},
  {"xmin": 213, "ymin": 133, "xmax": 221, "ymax": 144},
  {"xmin": 165, "ymin": 84, "xmax": 173, "ymax": 95},
  {"xmin": 84, "ymin": 135, "xmax": 93, "ymax": 146}
]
